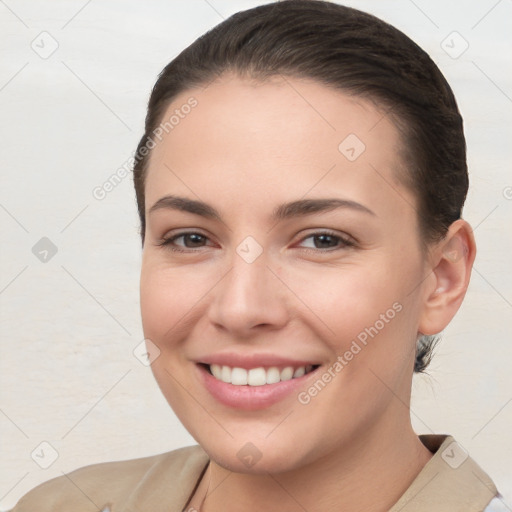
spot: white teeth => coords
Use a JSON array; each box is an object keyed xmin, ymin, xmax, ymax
[
  {"xmin": 231, "ymin": 367, "xmax": 248, "ymax": 385},
  {"xmin": 221, "ymin": 365, "xmax": 232, "ymax": 383},
  {"xmin": 247, "ymin": 367, "xmax": 267, "ymax": 386},
  {"xmin": 293, "ymin": 366, "xmax": 305, "ymax": 378},
  {"xmin": 209, "ymin": 364, "xmax": 314, "ymax": 386},
  {"xmin": 211, "ymin": 364, "xmax": 222, "ymax": 379},
  {"xmin": 266, "ymin": 367, "xmax": 281, "ymax": 384},
  {"xmin": 280, "ymin": 366, "xmax": 294, "ymax": 381}
]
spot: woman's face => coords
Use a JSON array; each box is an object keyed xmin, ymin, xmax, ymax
[{"xmin": 140, "ymin": 74, "xmax": 430, "ymax": 473}]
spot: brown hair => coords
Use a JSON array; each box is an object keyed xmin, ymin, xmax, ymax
[{"xmin": 132, "ymin": 0, "xmax": 468, "ymax": 373}]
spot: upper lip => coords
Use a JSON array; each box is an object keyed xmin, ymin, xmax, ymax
[{"xmin": 197, "ymin": 352, "xmax": 322, "ymax": 369}]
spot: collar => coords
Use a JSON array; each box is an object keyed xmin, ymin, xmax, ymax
[
  {"xmin": 123, "ymin": 434, "xmax": 497, "ymax": 511},
  {"xmin": 389, "ymin": 434, "xmax": 498, "ymax": 511}
]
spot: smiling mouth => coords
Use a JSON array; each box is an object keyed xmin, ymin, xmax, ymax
[{"xmin": 201, "ymin": 363, "xmax": 320, "ymax": 386}]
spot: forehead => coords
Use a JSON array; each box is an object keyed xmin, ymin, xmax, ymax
[{"xmin": 144, "ymin": 74, "xmax": 412, "ymax": 223}]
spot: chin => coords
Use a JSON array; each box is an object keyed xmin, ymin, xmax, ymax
[
  {"xmin": 193, "ymin": 429, "xmax": 318, "ymax": 475},
  {"xmin": 208, "ymin": 444, "xmax": 306, "ymax": 475}
]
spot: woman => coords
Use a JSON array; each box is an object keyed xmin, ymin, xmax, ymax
[{"xmin": 10, "ymin": 1, "xmax": 505, "ymax": 510}]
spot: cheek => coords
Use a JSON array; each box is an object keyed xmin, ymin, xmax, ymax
[
  {"xmin": 289, "ymin": 264, "xmax": 418, "ymax": 425},
  {"xmin": 139, "ymin": 262, "xmax": 201, "ymax": 413},
  {"xmin": 140, "ymin": 258, "xmax": 227, "ymax": 361},
  {"xmin": 288, "ymin": 257, "xmax": 422, "ymax": 389},
  {"xmin": 288, "ymin": 261, "xmax": 406, "ymax": 339},
  {"xmin": 139, "ymin": 262, "xmax": 200, "ymax": 345}
]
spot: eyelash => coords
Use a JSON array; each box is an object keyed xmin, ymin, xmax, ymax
[{"xmin": 155, "ymin": 230, "xmax": 356, "ymax": 254}]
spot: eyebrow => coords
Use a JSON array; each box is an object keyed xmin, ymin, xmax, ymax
[{"xmin": 148, "ymin": 195, "xmax": 375, "ymax": 221}]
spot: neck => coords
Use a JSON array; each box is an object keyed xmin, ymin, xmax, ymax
[{"xmin": 192, "ymin": 418, "xmax": 433, "ymax": 512}]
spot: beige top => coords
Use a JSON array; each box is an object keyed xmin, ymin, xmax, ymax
[{"xmin": 10, "ymin": 434, "xmax": 499, "ymax": 512}]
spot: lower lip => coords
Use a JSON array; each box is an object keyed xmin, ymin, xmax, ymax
[{"xmin": 197, "ymin": 364, "xmax": 318, "ymax": 410}]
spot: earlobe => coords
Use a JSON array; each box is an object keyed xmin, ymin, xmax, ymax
[{"xmin": 418, "ymin": 219, "xmax": 477, "ymax": 335}]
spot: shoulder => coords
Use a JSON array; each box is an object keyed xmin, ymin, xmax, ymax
[
  {"xmin": 391, "ymin": 434, "xmax": 501, "ymax": 512},
  {"xmin": 9, "ymin": 445, "xmax": 208, "ymax": 512}
]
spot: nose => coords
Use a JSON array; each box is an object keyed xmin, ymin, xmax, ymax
[{"xmin": 206, "ymin": 248, "xmax": 290, "ymax": 339}]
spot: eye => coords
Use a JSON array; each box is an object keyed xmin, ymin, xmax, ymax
[
  {"xmin": 156, "ymin": 231, "xmax": 212, "ymax": 252},
  {"xmin": 156, "ymin": 229, "xmax": 356, "ymax": 253},
  {"xmin": 296, "ymin": 231, "xmax": 355, "ymax": 252}
]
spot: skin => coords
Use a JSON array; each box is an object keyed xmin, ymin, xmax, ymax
[{"xmin": 139, "ymin": 73, "xmax": 476, "ymax": 512}]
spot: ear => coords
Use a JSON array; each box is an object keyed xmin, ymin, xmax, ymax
[{"xmin": 418, "ymin": 219, "xmax": 477, "ymax": 335}]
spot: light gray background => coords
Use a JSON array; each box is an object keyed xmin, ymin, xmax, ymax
[{"xmin": 1, "ymin": 0, "xmax": 511, "ymax": 510}]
